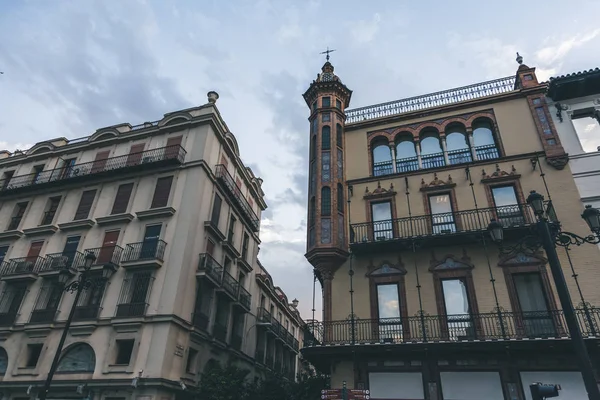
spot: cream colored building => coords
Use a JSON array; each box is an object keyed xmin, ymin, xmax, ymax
[
  {"xmin": 0, "ymin": 92, "xmax": 303, "ymax": 400},
  {"xmin": 301, "ymin": 57, "xmax": 600, "ymax": 400}
]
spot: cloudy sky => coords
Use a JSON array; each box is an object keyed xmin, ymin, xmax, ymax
[{"xmin": 1, "ymin": 0, "xmax": 600, "ymax": 320}]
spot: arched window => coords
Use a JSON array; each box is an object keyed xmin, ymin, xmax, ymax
[
  {"xmin": 336, "ymin": 124, "xmax": 343, "ymax": 148},
  {"xmin": 0, "ymin": 347, "xmax": 7, "ymax": 376},
  {"xmin": 337, "ymin": 183, "xmax": 344, "ymax": 213},
  {"xmin": 419, "ymin": 132, "xmax": 445, "ymax": 169},
  {"xmin": 321, "ymin": 187, "xmax": 331, "ymax": 216},
  {"xmin": 309, "ymin": 197, "xmax": 316, "ymax": 226},
  {"xmin": 371, "ymin": 138, "xmax": 392, "ymax": 176},
  {"xmin": 310, "ymin": 135, "xmax": 316, "ymax": 160},
  {"xmin": 472, "ymin": 119, "xmax": 499, "ymax": 160},
  {"xmin": 56, "ymin": 343, "xmax": 96, "ymax": 372},
  {"xmin": 322, "ymin": 126, "xmax": 331, "ymax": 150},
  {"xmin": 445, "ymin": 124, "xmax": 471, "ymax": 165},
  {"xmin": 395, "ymin": 135, "xmax": 418, "ymax": 172}
]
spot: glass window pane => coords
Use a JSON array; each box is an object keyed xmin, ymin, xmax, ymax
[
  {"xmin": 377, "ymin": 284, "xmax": 400, "ymax": 319},
  {"xmin": 491, "ymin": 186, "xmax": 518, "ymax": 206},
  {"xmin": 372, "ymin": 202, "xmax": 391, "ymax": 221},
  {"xmin": 429, "ymin": 194, "xmax": 451, "ymax": 214},
  {"xmin": 513, "ymin": 273, "xmax": 548, "ymax": 312},
  {"xmin": 442, "ymin": 279, "xmax": 470, "ymax": 315}
]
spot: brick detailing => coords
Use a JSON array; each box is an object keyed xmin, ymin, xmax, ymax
[{"xmin": 524, "ymin": 95, "xmax": 568, "ymax": 169}]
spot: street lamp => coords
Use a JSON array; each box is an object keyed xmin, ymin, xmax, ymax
[
  {"xmin": 38, "ymin": 252, "xmax": 116, "ymax": 400},
  {"xmin": 487, "ymin": 191, "xmax": 600, "ymax": 400}
]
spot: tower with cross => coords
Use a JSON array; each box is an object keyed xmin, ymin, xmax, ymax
[{"xmin": 302, "ymin": 50, "xmax": 353, "ymax": 323}]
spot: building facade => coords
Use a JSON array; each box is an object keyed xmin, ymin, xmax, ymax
[
  {"xmin": 546, "ymin": 68, "xmax": 600, "ymax": 225},
  {"xmin": 301, "ymin": 58, "xmax": 600, "ymax": 400},
  {"xmin": 0, "ymin": 92, "xmax": 302, "ymax": 400}
]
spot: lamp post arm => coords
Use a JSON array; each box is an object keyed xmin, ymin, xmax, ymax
[
  {"xmin": 537, "ymin": 220, "xmax": 600, "ymax": 400},
  {"xmin": 555, "ymin": 231, "xmax": 600, "ymax": 248},
  {"xmin": 38, "ymin": 272, "xmax": 88, "ymax": 400}
]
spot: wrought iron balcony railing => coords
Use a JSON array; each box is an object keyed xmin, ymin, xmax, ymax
[
  {"xmin": 30, "ymin": 308, "xmax": 57, "ymax": 324},
  {"xmin": 73, "ymin": 305, "xmax": 101, "ymax": 321},
  {"xmin": 258, "ymin": 307, "xmax": 272, "ymax": 324},
  {"xmin": 222, "ymin": 270, "xmax": 239, "ymax": 299},
  {"xmin": 351, "ymin": 203, "xmax": 536, "ymax": 246},
  {"xmin": 1, "ymin": 256, "xmax": 46, "ymax": 277},
  {"xmin": 0, "ymin": 145, "xmax": 186, "ymax": 196},
  {"xmin": 214, "ymin": 164, "xmax": 260, "ymax": 232},
  {"xmin": 122, "ymin": 240, "xmax": 167, "ymax": 262},
  {"xmin": 346, "ymin": 75, "xmax": 517, "ymax": 123},
  {"xmin": 41, "ymin": 251, "xmax": 85, "ymax": 272},
  {"xmin": 238, "ymin": 285, "xmax": 251, "ymax": 310},
  {"xmin": 115, "ymin": 302, "xmax": 147, "ymax": 318},
  {"xmin": 197, "ymin": 253, "xmax": 224, "ymax": 285},
  {"xmin": 304, "ymin": 309, "xmax": 600, "ymax": 347},
  {"xmin": 84, "ymin": 245, "xmax": 124, "ymax": 267}
]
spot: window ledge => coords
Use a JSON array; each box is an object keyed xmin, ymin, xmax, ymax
[
  {"xmin": 14, "ymin": 367, "xmax": 38, "ymax": 376},
  {"xmin": 238, "ymin": 258, "xmax": 253, "ymax": 273},
  {"xmin": 58, "ymin": 219, "xmax": 95, "ymax": 231},
  {"xmin": 23, "ymin": 224, "xmax": 59, "ymax": 236},
  {"xmin": 136, "ymin": 207, "xmax": 176, "ymax": 220},
  {"xmin": 204, "ymin": 221, "xmax": 226, "ymax": 241},
  {"xmin": 0, "ymin": 229, "xmax": 24, "ymax": 241},
  {"xmin": 96, "ymin": 213, "xmax": 135, "ymax": 226}
]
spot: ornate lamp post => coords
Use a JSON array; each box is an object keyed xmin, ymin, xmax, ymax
[
  {"xmin": 38, "ymin": 252, "xmax": 116, "ymax": 400},
  {"xmin": 487, "ymin": 191, "xmax": 600, "ymax": 400}
]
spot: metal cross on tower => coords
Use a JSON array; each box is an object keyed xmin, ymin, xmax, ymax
[{"xmin": 320, "ymin": 47, "xmax": 336, "ymax": 61}]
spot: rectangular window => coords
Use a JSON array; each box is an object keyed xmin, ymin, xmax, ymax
[
  {"xmin": 116, "ymin": 271, "xmax": 152, "ymax": 317},
  {"xmin": 227, "ymin": 216, "xmax": 236, "ymax": 243},
  {"xmin": 371, "ymin": 201, "xmax": 393, "ymax": 240},
  {"xmin": 376, "ymin": 284, "xmax": 402, "ymax": 342},
  {"xmin": 186, "ymin": 348, "xmax": 199, "ymax": 373},
  {"xmin": 31, "ymin": 281, "xmax": 62, "ymax": 323},
  {"xmin": 2, "ymin": 170, "xmax": 15, "ymax": 190},
  {"xmin": 166, "ymin": 135, "xmax": 183, "ymax": 159},
  {"xmin": 115, "ymin": 339, "xmax": 135, "ymax": 365},
  {"xmin": 98, "ymin": 230, "xmax": 120, "ymax": 264},
  {"xmin": 74, "ymin": 273, "xmax": 106, "ymax": 320},
  {"xmin": 25, "ymin": 344, "xmax": 43, "ymax": 367},
  {"xmin": 32, "ymin": 165, "xmax": 44, "ymax": 183},
  {"xmin": 26, "ymin": 241, "xmax": 44, "ymax": 261},
  {"xmin": 513, "ymin": 273, "xmax": 554, "ymax": 336},
  {"xmin": 74, "ymin": 189, "xmax": 97, "ymax": 220},
  {"xmin": 320, "ymin": 218, "xmax": 331, "ymax": 244},
  {"xmin": 322, "ymin": 97, "xmax": 331, "ymax": 107},
  {"xmin": 8, "ymin": 202, "xmax": 28, "ymax": 230},
  {"xmin": 0, "ymin": 284, "xmax": 27, "ymax": 325},
  {"xmin": 91, "ymin": 150, "xmax": 110, "ymax": 173},
  {"xmin": 312, "ymin": 101, "xmax": 317, "ymax": 112},
  {"xmin": 41, "ymin": 196, "xmax": 61, "ymax": 225},
  {"xmin": 335, "ymin": 99, "xmax": 342, "ymax": 109},
  {"xmin": 206, "ymin": 239, "xmax": 215, "ymax": 256},
  {"xmin": 61, "ymin": 236, "xmax": 81, "ymax": 268},
  {"xmin": 211, "ymin": 194, "xmax": 222, "ymax": 225},
  {"xmin": 337, "ymin": 149, "xmax": 343, "ymax": 179},
  {"xmin": 241, "ymin": 233, "xmax": 249, "ymax": 260},
  {"xmin": 429, "ymin": 194, "xmax": 456, "ymax": 234},
  {"xmin": 126, "ymin": 143, "xmax": 145, "ymax": 166},
  {"xmin": 150, "ymin": 176, "xmax": 174, "ymax": 208},
  {"xmin": 111, "ymin": 183, "xmax": 134, "ymax": 214},
  {"xmin": 321, "ymin": 152, "xmax": 330, "ymax": 182},
  {"xmin": 61, "ymin": 158, "xmax": 77, "ymax": 179},
  {"xmin": 441, "ymin": 279, "xmax": 473, "ymax": 340},
  {"xmin": 322, "ymin": 113, "xmax": 331, "ymax": 122},
  {"xmin": 223, "ymin": 257, "xmax": 232, "ymax": 274},
  {"xmin": 491, "ymin": 185, "xmax": 524, "ymax": 227}
]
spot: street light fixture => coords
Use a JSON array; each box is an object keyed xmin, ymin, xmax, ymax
[
  {"xmin": 38, "ymin": 252, "xmax": 116, "ymax": 400},
  {"xmin": 487, "ymin": 191, "xmax": 600, "ymax": 400}
]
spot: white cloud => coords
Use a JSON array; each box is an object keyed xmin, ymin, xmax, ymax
[
  {"xmin": 350, "ymin": 13, "xmax": 382, "ymax": 45},
  {"xmin": 536, "ymin": 29, "xmax": 600, "ymax": 65}
]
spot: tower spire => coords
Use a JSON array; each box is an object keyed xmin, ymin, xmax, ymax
[{"xmin": 320, "ymin": 47, "xmax": 336, "ymax": 62}]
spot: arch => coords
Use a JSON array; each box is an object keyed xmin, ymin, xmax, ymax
[
  {"xmin": 321, "ymin": 186, "xmax": 331, "ymax": 216},
  {"xmin": 224, "ymin": 132, "xmax": 240, "ymax": 156},
  {"xmin": 445, "ymin": 123, "xmax": 471, "ymax": 165},
  {"xmin": 419, "ymin": 130, "xmax": 443, "ymax": 155},
  {"xmin": 371, "ymin": 136, "xmax": 392, "ymax": 176},
  {"xmin": 0, "ymin": 347, "xmax": 7, "ymax": 375},
  {"xmin": 337, "ymin": 183, "xmax": 344, "ymax": 213},
  {"xmin": 56, "ymin": 343, "xmax": 96, "ymax": 372},
  {"xmin": 90, "ymin": 129, "xmax": 119, "ymax": 142},
  {"xmin": 336, "ymin": 124, "xmax": 343, "ymax": 148},
  {"xmin": 309, "ymin": 196, "xmax": 316, "ymax": 226},
  {"xmin": 322, "ymin": 126, "xmax": 331, "ymax": 150},
  {"xmin": 394, "ymin": 132, "xmax": 417, "ymax": 159},
  {"xmin": 472, "ymin": 117, "xmax": 496, "ymax": 147},
  {"xmin": 28, "ymin": 144, "xmax": 54, "ymax": 155}
]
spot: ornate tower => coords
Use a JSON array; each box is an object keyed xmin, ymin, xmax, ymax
[{"xmin": 303, "ymin": 59, "xmax": 352, "ymax": 322}]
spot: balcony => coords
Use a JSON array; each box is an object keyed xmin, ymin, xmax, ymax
[
  {"xmin": 214, "ymin": 165, "xmax": 260, "ymax": 232},
  {"xmin": 303, "ymin": 309, "xmax": 599, "ymax": 349},
  {"xmin": 218, "ymin": 270, "xmax": 239, "ymax": 301},
  {"xmin": 192, "ymin": 311, "xmax": 209, "ymax": 331},
  {"xmin": 350, "ymin": 203, "xmax": 537, "ymax": 254},
  {"xmin": 73, "ymin": 305, "xmax": 101, "ymax": 321},
  {"xmin": 115, "ymin": 302, "xmax": 147, "ymax": 318},
  {"xmin": 0, "ymin": 144, "xmax": 186, "ymax": 197},
  {"xmin": 121, "ymin": 240, "xmax": 167, "ymax": 269},
  {"xmin": 197, "ymin": 253, "xmax": 223, "ymax": 286},
  {"xmin": 29, "ymin": 308, "xmax": 57, "ymax": 324},
  {"xmin": 258, "ymin": 307, "xmax": 272, "ymax": 324},
  {"xmin": 204, "ymin": 220, "xmax": 226, "ymax": 241},
  {"xmin": 84, "ymin": 245, "xmax": 123, "ymax": 270},
  {"xmin": 230, "ymin": 285, "xmax": 251, "ymax": 314},
  {"xmin": 0, "ymin": 256, "xmax": 45, "ymax": 281},
  {"xmin": 39, "ymin": 251, "xmax": 85, "ymax": 278}
]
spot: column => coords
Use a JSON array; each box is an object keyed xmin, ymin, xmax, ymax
[
  {"xmin": 440, "ymin": 136, "xmax": 450, "ymax": 165},
  {"xmin": 415, "ymin": 141, "xmax": 423, "ymax": 169},
  {"xmin": 467, "ymin": 128, "xmax": 477, "ymax": 161},
  {"xmin": 389, "ymin": 143, "xmax": 397, "ymax": 173}
]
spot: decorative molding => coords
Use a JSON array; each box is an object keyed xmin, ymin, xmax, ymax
[
  {"xmin": 480, "ymin": 164, "xmax": 521, "ymax": 183},
  {"xmin": 546, "ymin": 154, "xmax": 570, "ymax": 170},
  {"xmin": 366, "ymin": 258, "xmax": 407, "ymax": 276},
  {"xmin": 136, "ymin": 207, "xmax": 176, "ymax": 220},
  {"xmin": 498, "ymin": 251, "xmax": 547, "ymax": 267},
  {"xmin": 0, "ymin": 229, "xmax": 24, "ymax": 241},
  {"xmin": 429, "ymin": 249, "xmax": 474, "ymax": 272},
  {"xmin": 58, "ymin": 219, "xmax": 95, "ymax": 231},
  {"xmin": 363, "ymin": 181, "xmax": 396, "ymax": 199},
  {"xmin": 96, "ymin": 213, "xmax": 134, "ymax": 226},
  {"xmin": 420, "ymin": 173, "xmax": 456, "ymax": 191},
  {"xmin": 23, "ymin": 224, "xmax": 59, "ymax": 236}
]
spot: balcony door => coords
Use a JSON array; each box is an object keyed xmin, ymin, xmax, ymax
[
  {"xmin": 140, "ymin": 225, "xmax": 161, "ymax": 259},
  {"xmin": 376, "ymin": 284, "xmax": 402, "ymax": 342},
  {"xmin": 91, "ymin": 150, "xmax": 110, "ymax": 174},
  {"xmin": 371, "ymin": 202, "xmax": 393, "ymax": 241},
  {"xmin": 429, "ymin": 194, "xmax": 456, "ymax": 234},
  {"xmin": 441, "ymin": 278, "xmax": 474, "ymax": 340},
  {"xmin": 98, "ymin": 230, "xmax": 119, "ymax": 264},
  {"xmin": 513, "ymin": 273, "xmax": 555, "ymax": 337},
  {"xmin": 23, "ymin": 241, "xmax": 44, "ymax": 271},
  {"xmin": 491, "ymin": 186, "xmax": 524, "ymax": 227},
  {"xmin": 62, "ymin": 236, "xmax": 81, "ymax": 268},
  {"xmin": 126, "ymin": 143, "xmax": 145, "ymax": 167}
]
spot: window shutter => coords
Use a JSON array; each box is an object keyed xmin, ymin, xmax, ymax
[
  {"xmin": 126, "ymin": 144, "xmax": 145, "ymax": 166},
  {"xmin": 91, "ymin": 150, "xmax": 110, "ymax": 173},
  {"xmin": 165, "ymin": 136, "xmax": 183, "ymax": 159},
  {"xmin": 150, "ymin": 176, "xmax": 174, "ymax": 208},
  {"xmin": 111, "ymin": 183, "xmax": 134, "ymax": 214},
  {"xmin": 74, "ymin": 190, "xmax": 97, "ymax": 220},
  {"xmin": 211, "ymin": 195, "xmax": 222, "ymax": 225}
]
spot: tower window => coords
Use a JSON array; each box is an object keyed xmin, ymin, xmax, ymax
[
  {"xmin": 322, "ymin": 113, "xmax": 331, "ymax": 122},
  {"xmin": 337, "ymin": 183, "xmax": 344, "ymax": 213},
  {"xmin": 322, "ymin": 97, "xmax": 331, "ymax": 107},
  {"xmin": 322, "ymin": 126, "xmax": 331, "ymax": 150},
  {"xmin": 312, "ymin": 101, "xmax": 317, "ymax": 112},
  {"xmin": 336, "ymin": 99, "xmax": 342, "ymax": 109},
  {"xmin": 336, "ymin": 124, "xmax": 343, "ymax": 148},
  {"xmin": 321, "ymin": 187, "xmax": 331, "ymax": 216}
]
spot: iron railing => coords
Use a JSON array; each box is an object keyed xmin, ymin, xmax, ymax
[
  {"xmin": 0, "ymin": 256, "xmax": 46, "ymax": 276},
  {"xmin": 351, "ymin": 203, "xmax": 536, "ymax": 244},
  {"xmin": 238, "ymin": 285, "xmax": 251, "ymax": 310},
  {"xmin": 115, "ymin": 302, "xmax": 147, "ymax": 318},
  {"xmin": 84, "ymin": 245, "xmax": 124, "ymax": 267},
  {"xmin": 421, "ymin": 152, "xmax": 445, "ymax": 169},
  {"xmin": 222, "ymin": 270, "xmax": 239, "ymax": 299},
  {"xmin": 0, "ymin": 145, "xmax": 186, "ymax": 195},
  {"xmin": 198, "ymin": 253, "xmax": 224, "ymax": 284},
  {"xmin": 29, "ymin": 308, "xmax": 57, "ymax": 324},
  {"xmin": 123, "ymin": 240, "xmax": 167, "ymax": 262},
  {"xmin": 258, "ymin": 307, "xmax": 272, "ymax": 324},
  {"xmin": 41, "ymin": 251, "xmax": 85, "ymax": 272},
  {"xmin": 214, "ymin": 164, "xmax": 260, "ymax": 232},
  {"xmin": 345, "ymin": 76, "xmax": 517, "ymax": 123},
  {"xmin": 304, "ymin": 309, "xmax": 600, "ymax": 346},
  {"xmin": 73, "ymin": 305, "xmax": 101, "ymax": 321},
  {"xmin": 396, "ymin": 156, "xmax": 419, "ymax": 173},
  {"xmin": 448, "ymin": 148, "xmax": 472, "ymax": 165}
]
